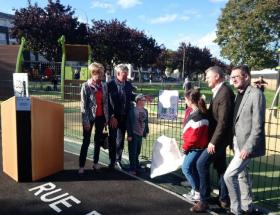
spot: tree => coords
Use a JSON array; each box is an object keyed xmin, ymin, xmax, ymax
[
  {"xmin": 215, "ymin": 0, "xmax": 280, "ymax": 69},
  {"xmin": 89, "ymin": 19, "xmax": 132, "ymax": 68},
  {"xmin": 211, "ymin": 57, "xmax": 231, "ymax": 74},
  {"xmin": 89, "ymin": 19, "xmax": 161, "ymax": 79},
  {"xmin": 11, "ymin": 0, "xmax": 88, "ymax": 61},
  {"xmin": 177, "ymin": 43, "xmax": 212, "ymax": 78},
  {"xmin": 128, "ymin": 29, "xmax": 161, "ymax": 82}
]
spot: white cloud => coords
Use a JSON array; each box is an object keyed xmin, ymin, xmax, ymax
[
  {"xmin": 91, "ymin": 0, "xmax": 114, "ymax": 9},
  {"xmin": 197, "ymin": 31, "xmax": 216, "ymax": 47},
  {"xmin": 182, "ymin": 9, "xmax": 201, "ymax": 18},
  {"xmin": 117, "ymin": 0, "xmax": 141, "ymax": 9},
  {"xmin": 148, "ymin": 13, "xmax": 191, "ymax": 24},
  {"xmin": 77, "ymin": 15, "xmax": 87, "ymax": 24},
  {"xmin": 196, "ymin": 30, "xmax": 223, "ymax": 59},
  {"xmin": 179, "ymin": 16, "xmax": 190, "ymax": 21},
  {"xmin": 90, "ymin": 0, "xmax": 141, "ymax": 13},
  {"xmin": 150, "ymin": 14, "xmax": 177, "ymax": 24},
  {"xmin": 169, "ymin": 30, "xmax": 223, "ymax": 59}
]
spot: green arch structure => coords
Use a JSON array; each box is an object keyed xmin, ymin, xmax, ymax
[
  {"xmin": 15, "ymin": 36, "xmax": 92, "ymax": 100},
  {"xmin": 276, "ymin": 48, "xmax": 280, "ymax": 70},
  {"xmin": 15, "ymin": 37, "xmax": 26, "ymax": 73},
  {"xmin": 58, "ymin": 35, "xmax": 66, "ymax": 99}
]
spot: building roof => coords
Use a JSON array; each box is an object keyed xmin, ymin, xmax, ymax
[
  {"xmin": 251, "ymin": 69, "xmax": 278, "ymax": 75},
  {"xmin": 0, "ymin": 12, "xmax": 14, "ymax": 20}
]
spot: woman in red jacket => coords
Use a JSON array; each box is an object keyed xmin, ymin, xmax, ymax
[{"xmin": 181, "ymin": 89, "xmax": 208, "ymax": 202}]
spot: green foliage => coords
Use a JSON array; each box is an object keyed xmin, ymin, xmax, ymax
[{"xmin": 215, "ymin": 0, "xmax": 280, "ymax": 69}]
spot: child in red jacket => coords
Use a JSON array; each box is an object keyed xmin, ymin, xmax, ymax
[{"xmin": 181, "ymin": 89, "xmax": 208, "ymax": 202}]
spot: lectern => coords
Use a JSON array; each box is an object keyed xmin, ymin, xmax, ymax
[{"xmin": 1, "ymin": 96, "xmax": 64, "ymax": 182}]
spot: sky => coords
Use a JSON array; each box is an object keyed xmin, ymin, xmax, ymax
[{"xmin": 1, "ymin": 0, "xmax": 228, "ymax": 60}]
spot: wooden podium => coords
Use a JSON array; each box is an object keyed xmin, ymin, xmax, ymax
[{"xmin": 1, "ymin": 96, "xmax": 64, "ymax": 182}]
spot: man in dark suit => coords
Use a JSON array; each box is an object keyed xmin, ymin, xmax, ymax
[
  {"xmin": 224, "ymin": 65, "xmax": 265, "ymax": 215},
  {"xmin": 191, "ymin": 66, "xmax": 235, "ymax": 212},
  {"xmin": 107, "ymin": 64, "xmax": 135, "ymax": 169}
]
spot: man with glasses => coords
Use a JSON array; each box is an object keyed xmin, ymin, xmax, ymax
[{"xmin": 224, "ymin": 65, "xmax": 266, "ymax": 215}]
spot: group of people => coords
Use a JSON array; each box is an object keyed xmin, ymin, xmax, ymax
[
  {"xmin": 181, "ymin": 65, "xmax": 266, "ymax": 215},
  {"xmin": 78, "ymin": 62, "xmax": 149, "ymax": 176},
  {"xmin": 78, "ymin": 61, "xmax": 266, "ymax": 215}
]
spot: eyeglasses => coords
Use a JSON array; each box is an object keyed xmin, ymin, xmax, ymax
[{"xmin": 230, "ymin": 75, "xmax": 244, "ymax": 80}]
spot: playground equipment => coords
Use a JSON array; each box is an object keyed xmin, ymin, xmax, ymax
[
  {"xmin": 58, "ymin": 35, "xmax": 92, "ymax": 99},
  {"xmin": 267, "ymin": 48, "xmax": 280, "ymax": 135},
  {"xmin": 0, "ymin": 36, "xmax": 91, "ymax": 100},
  {"xmin": 270, "ymin": 48, "xmax": 280, "ymax": 110}
]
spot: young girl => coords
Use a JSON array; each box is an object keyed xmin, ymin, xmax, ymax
[{"xmin": 181, "ymin": 89, "xmax": 208, "ymax": 201}]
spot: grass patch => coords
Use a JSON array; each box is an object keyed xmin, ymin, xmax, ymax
[{"xmin": 134, "ymin": 83, "xmax": 276, "ymax": 108}]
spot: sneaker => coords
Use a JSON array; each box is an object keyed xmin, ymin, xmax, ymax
[
  {"xmin": 78, "ymin": 167, "xmax": 84, "ymax": 174},
  {"xmin": 190, "ymin": 201, "xmax": 209, "ymax": 213},
  {"xmin": 116, "ymin": 161, "xmax": 123, "ymax": 169},
  {"xmin": 92, "ymin": 163, "xmax": 101, "ymax": 170},
  {"xmin": 183, "ymin": 190, "xmax": 200, "ymax": 202},
  {"xmin": 192, "ymin": 191, "xmax": 200, "ymax": 202},
  {"xmin": 182, "ymin": 189, "xmax": 195, "ymax": 199}
]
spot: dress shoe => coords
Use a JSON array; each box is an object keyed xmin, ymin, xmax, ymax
[
  {"xmin": 128, "ymin": 170, "xmax": 136, "ymax": 175},
  {"xmin": 219, "ymin": 200, "xmax": 230, "ymax": 209},
  {"xmin": 190, "ymin": 201, "xmax": 209, "ymax": 212},
  {"xmin": 108, "ymin": 163, "xmax": 115, "ymax": 169},
  {"xmin": 241, "ymin": 210, "xmax": 253, "ymax": 215}
]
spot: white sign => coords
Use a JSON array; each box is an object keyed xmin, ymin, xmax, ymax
[
  {"xmin": 13, "ymin": 73, "xmax": 29, "ymax": 97},
  {"xmin": 157, "ymin": 90, "xmax": 179, "ymax": 120}
]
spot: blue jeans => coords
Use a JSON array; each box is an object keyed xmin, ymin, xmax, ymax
[
  {"xmin": 128, "ymin": 133, "xmax": 142, "ymax": 171},
  {"xmin": 197, "ymin": 147, "xmax": 229, "ymax": 203},
  {"xmin": 181, "ymin": 150, "xmax": 203, "ymax": 191}
]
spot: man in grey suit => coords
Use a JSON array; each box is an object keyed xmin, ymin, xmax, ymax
[{"xmin": 224, "ymin": 65, "xmax": 266, "ymax": 215}]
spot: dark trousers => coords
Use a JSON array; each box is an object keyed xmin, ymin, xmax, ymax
[
  {"xmin": 196, "ymin": 147, "xmax": 229, "ymax": 203},
  {"xmin": 128, "ymin": 134, "xmax": 143, "ymax": 171},
  {"xmin": 79, "ymin": 116, "xmax": 106, "ymax": 167},
  {"xmin": 108, "ymin": 117, "xmax": 126, "ymax": 165}
]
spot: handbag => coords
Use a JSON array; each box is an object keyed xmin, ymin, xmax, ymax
[{"xmin": 101, "ymin": 126, "xmax": 109, "ymax": 149}]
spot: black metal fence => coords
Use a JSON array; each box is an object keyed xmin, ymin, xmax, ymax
[
  {"xmin": 23, "ymin": 82, "xmax": 280, "ymax": 212},
  {"xmin": 1, "ymin": 57, "xmax": 279, "ymax": 211}
]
